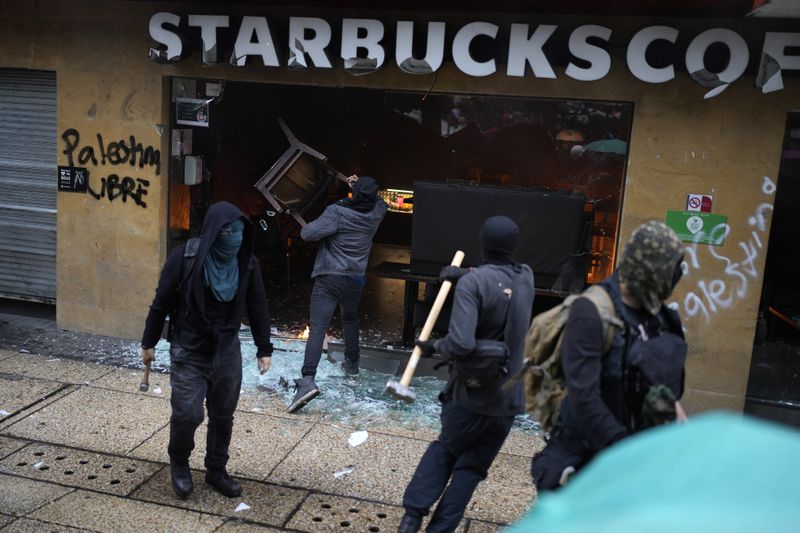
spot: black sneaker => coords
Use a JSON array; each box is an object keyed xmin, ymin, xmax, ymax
[
  {"xmin": 205, "ymin": 468, "xmax": 241, "ymax": 498},
  {"xmin": 397, "ymin": 513, "xmax": 422, "ymax": 533},
  {"xmin": 170, "ymin": 462, "xmax": 193, "ymax": 499},
  {"xmin": 342, "ymin": 359, "xmax": 360, "ymax": 376},
  {"xmin": 287, "ymin": 377, "xmax": 321, "ymax": 413}
]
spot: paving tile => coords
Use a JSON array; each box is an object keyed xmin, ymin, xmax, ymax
[
  {"xmin": 0, "ymin": 473, "xmax": 73, "ymax": 517},
  {"xmin": 0, "ymin": 354, "xmax": 113, "ymax": 385},
  {"xmin": 466, "ymin": 452, "xmax": 536, "ymax": 524},
  {"xmin": 0, "ymin": 437, "xmax": 28, "ymax": 461},
  {"xmin": 0, "ymin": 350, "xmax": 15, "ymax": 362},
  {"xmin": 90, "ymin": 367, "xmax": 172, "ymax": 399},
  {"xmin": 130, "ymin": 411, "xmax": 313, "ymax": 479},
  {"xmin": 0, "ymin": 517, "xmax": 86, "ymax": 532},
  {"xmin": 29, "ymin": 490, "xmax": 226, "ymax": 532},
  {"xmin": 0, "ymin": 387, "xmax": 78, "ymax": 434},
  {"xmin": 0, "ymin": 443, "xmax": 161, "ymax": 497},
  {"xmin": 0, "ymin": 514, "xmax": 14, "ymax": 528},
  {"xmin": 215, "ymin": 519, "xmax": 283, "ymax": 532},
  {"xmin": 268, "ymin": 423, "xmax": 429, "ymax": 505},
  {"xmin": 131, "ymin": 467, "xmax": 307, "ymax": 527},
  {"xmin": 285, "ymin": 492, "xmax": 404, "ymax": 532},
  {"xmin": 0, "ymin": 375, "xmax": 65, "ymax": 422},
  {"xmin": 237, "ymin": 389, "xmax": 324, "ymax": 422},
  {"xmin": 498, "ymin": 429, "xmax": 545, "ymax": 458},
  {"xmin": 322, "ymin": 416, "xmax": 440, "ymax": 443},
  {"xmin": 322, "ymin": 415, "xmax": 543, "ymax": 459},
  {"xmin": 4, "ymin": 387, "xmax": 171, "ymax": 455},
  {"xmin": 466, "ymin": 519, "xmax": 506, "ymax": 532}
]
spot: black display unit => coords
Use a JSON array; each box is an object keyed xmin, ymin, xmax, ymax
[{"xmin": 410, "ymin": 180, "xmax": 590, "ymax": 291}]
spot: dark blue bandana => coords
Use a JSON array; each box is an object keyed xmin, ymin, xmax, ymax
[{"xmin": 203, "ymin": 219, "xmax": 244, "ymax": 302}]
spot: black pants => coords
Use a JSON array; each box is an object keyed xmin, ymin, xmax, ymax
[
  {"xmin": 168, "ymin": 348, "xmax": 242, "ymax": 471},
  {"xmin": 301, "ymin": 274, "xmax": 363, "ymax": 378},
  {"xmin": 402, "ymin": 401, "xmax": 514, "ymax": 533}
]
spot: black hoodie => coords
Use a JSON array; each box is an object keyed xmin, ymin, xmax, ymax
[{"xmin": 141, "ymin": 202, "xmax": 273, "ymax": 363}]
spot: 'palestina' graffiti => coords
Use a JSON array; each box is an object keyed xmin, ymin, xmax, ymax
[
  {"xmin": 60, "ymin": 128, "xmax": 159, "ymax": 209},
  {"xmin": 674, "ymin": 176, "xmax": 775, "ymax": 323},
  {"xmin": 61, "ymin": 128, "xmax": 161, "ymax": 176}
]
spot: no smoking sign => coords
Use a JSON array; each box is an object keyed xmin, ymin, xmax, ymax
[{"xmin": 686, "ymin": 194, "xmax": 713, "ymax": 212}]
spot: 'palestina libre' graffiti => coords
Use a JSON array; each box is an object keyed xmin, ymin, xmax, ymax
[
  {"xmin": 61, "ymin": 128, "xmax": 160, "ymax": 208},
  {"xmin": 672, "ymin": 176, "xmax": 776, "ymax": 324}
]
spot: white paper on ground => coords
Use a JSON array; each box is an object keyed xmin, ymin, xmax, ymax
[
  {"xmin": 0, "ymin": 410, "xmax": 10, "ymax": 416},
  {"xmin": 333, "ymin": 467, "xmax": 354, "ymax": 478},
  {"xmin": 32, "ymin": 461, "xmax": 44, "ymax": 470},
  {"xmin": 235, "ymin": 502, "xmax": 251, "ymax": 512},
  {"xmin": 153, "ymin": 387, "xmax": 162, "ymax": 394},
  {"xmin": 348, "ymin": 430, "xmax": 368, "ymax": 447}
]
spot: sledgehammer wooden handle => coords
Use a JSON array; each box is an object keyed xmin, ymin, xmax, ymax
[{"xmin": 398, "ymin": 250, "xmax": 465, "ymax": 386}]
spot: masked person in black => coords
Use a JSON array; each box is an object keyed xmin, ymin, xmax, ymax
[
  {"xmin": 531, "ymin": 220, "xmax": 687, "ymax": 491},
  {"xmin": 397, "ymin": 216, "xmax": 534, "ymax": 533},
  {"xmin": 140, "ymin": 201, "xmax": 273, "ymax": 499},
  {"xmin": 288, "ymin": 176, "xmax": 387, "ymax": 413}
]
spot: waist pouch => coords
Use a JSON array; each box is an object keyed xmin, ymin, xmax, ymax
[{"xmin": 452, "ymin": 339, "xmax": 510, "ymax": 390}]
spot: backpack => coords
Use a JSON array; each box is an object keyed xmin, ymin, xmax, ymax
[
  {"xmin": 167, "ymin": 238, "xmax": 200, "ymax": 340},
  {"xmin": 511, "ymin": 285, "xmax": 623, "ymax": 433},
  {"xmin": 623, "ymin": 314, "xmax": 687, "ymax": 431}
]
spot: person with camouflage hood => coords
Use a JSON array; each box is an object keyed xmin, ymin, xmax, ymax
[{"xmin": 531, "ymin": 220, "xmax": 687, "ymax": 491}]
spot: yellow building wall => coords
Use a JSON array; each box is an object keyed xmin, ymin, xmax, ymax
[{"xmin": 1, "ymin": 1, "xmax": 798, "ymax": 412}]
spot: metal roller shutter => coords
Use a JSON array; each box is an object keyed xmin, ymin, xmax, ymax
[{"xmin": 0, "ymin": 69, "xmax": 57, "ymax": 302}]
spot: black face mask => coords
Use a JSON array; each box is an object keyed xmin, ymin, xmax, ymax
[{"xmin": 480, "ymin": 216, "xmax": 519, "ymax": 265}]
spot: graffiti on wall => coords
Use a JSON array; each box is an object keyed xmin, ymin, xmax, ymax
[
  {"xmin": 61, "ymin": 128, "xmax": 160, "ymax": 208},
  {"xmin": 673, "ymin": 176, "xmax": 776, "ymax": 324}
]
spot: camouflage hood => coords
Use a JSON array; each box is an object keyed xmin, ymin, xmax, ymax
[{"xmin": 618, "ymin": 220, "xmax": 684, "ymax": 316}]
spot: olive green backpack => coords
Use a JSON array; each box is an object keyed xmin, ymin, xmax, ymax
[{"xmin": 507, "ymin": 285, "xmax": 624, "ymax": 433}]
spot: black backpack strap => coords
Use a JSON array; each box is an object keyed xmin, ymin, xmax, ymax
[
  {"xmin": 168, "ymin": 238, "xmax": 201, "ymax": 340},
  {"xmin": 503, "ymin": 264, "xmax": 526, "ymax": 339},
  {"xmin": 178, "ymin": 238, "xmax": 200, "ymax": 295}
]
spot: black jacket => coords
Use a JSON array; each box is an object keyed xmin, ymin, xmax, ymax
[
  {"xmin": 558, "ymin": 274, "xmax": 684, "ymax": 452},
  {"xmin": 437, "ymin": 263, "xmax": 534, "ymax": 417},
  {"xmin": 141, "ymin": 202, "xmax": 272, "ymax": 367}
]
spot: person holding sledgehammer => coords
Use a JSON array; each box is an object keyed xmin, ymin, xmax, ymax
[{"xmin": 397, "ymin": 216, "xmax": 534, "ymax": 533}]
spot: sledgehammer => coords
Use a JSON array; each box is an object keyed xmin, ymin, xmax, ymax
[
  {"xmin": 385, "ymin": 250, "xmax": 465, "ymax": 404},
  {"xmin": 139, "ymin": 361, "xmax": 151, "ymax": 392}
]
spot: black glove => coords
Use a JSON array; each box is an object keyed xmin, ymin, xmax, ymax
[
  {"xmin": 439, "ymin": 266, "xmax": 470, "ymax": 283},
  {"xmin": 415, "ymin": 338, "xmax": 438, "ymax": 358},
  {"xmin": 257, "ymin": 342, "xmax": 274, "ymax": 359}
]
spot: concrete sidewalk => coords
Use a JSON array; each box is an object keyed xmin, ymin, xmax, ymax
[{"xmin": 0, "ymin": 348, "xmax": 541, "ymax": 532}]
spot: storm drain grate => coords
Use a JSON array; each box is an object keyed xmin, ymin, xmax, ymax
[
  {"xmin": 286, "ymin": 494, "xmax": 404, "ymax": 531},
  {"xmin": 0, "ymin": 443, "xmax": 161, "ymax": 495}
]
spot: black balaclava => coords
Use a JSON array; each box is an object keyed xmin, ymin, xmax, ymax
[
  {"xmin": 339, "ymin": 176, "xmax": 378, "ymax": 213},
  {"xmin": 480, "ymin": 215, "xmax": 519, "ymax": 265}
]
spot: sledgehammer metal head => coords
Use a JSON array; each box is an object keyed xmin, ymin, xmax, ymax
[
  {"xmin": 139, "ymin": 362, "xmax": 151, "ymax": 392},
  {"xmin": 384, "ymin": 380, "xmax": 416, "ymax": 404}
]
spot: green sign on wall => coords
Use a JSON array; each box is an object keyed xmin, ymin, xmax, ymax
[{"xmin": 665, "ymin": 210, "xmax": 728, "ymax": 246}]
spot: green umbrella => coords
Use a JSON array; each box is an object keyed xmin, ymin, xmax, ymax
[
  {"xmin": 509, "ymin": 412, "xmax": 800, "ymax": 533},
  {"xmin": 584, "ymin": 139, "xmax": 627, "ymax": 155}
]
